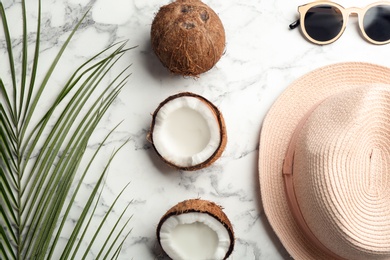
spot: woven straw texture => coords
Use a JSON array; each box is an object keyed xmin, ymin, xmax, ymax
[{"xmin": 259, "ymin": 62, "xmax": 390, "ymax": 260}]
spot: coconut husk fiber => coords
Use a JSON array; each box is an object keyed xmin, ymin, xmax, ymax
[{"xmin": 151, "ymin": 0, "xmax": 226, "ymax": 76}]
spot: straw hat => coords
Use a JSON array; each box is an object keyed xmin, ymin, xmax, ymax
[{"xmin": 259, "ymin": 62, "xmax": 390, "ymax": 260}]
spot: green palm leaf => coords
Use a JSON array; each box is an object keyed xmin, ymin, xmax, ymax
[{"xmin": 0, "ymin": 1, "xmax": 134, "ymax": 259}]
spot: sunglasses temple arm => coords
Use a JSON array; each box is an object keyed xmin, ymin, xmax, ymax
[{"xmin": 289, "ymin": 19, "xmax": 300, "ymax": 29}]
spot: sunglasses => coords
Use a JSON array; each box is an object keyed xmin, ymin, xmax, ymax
[{"xmin": 289, "ymin": 1, "xmax": 390, "ymax": 45}]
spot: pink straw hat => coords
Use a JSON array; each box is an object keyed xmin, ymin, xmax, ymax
[{"xmin": 259, "ymin": 62, "xmax": 390, "ymax": 260}]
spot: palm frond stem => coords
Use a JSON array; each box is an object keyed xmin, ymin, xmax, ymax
[
  {"xmin": 20, "ymin": 69, "xmax": 127, "ymax": 258},
  {"xmin": 18, "ymin": 4, "xmax": 90, "ymax": 146},
  {"xmin": 1, "ymin": 1, "xmax": 133, "ymax": 259}
]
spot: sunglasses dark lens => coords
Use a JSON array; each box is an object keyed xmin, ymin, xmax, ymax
[
  {"xmin": 363, "ymin": 5, "xmax": 390, "ymax": 42},
  {"xmin": 304, "ymin": 5, "xmax": 343, "ymax": 42}
]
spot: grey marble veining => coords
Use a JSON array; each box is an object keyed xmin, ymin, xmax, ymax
[{"xmin": 1, "ymin": 0, "xmax": 389, "ymax": 259}]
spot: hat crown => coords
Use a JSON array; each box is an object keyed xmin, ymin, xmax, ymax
[{"xmin": 294, "ymin": 85, "xmax": 390, "ymax": 259}]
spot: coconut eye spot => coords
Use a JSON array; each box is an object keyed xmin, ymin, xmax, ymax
[
  {"xmin": 200, "ymin": 10, "xmax": 209, "ymax": 22},
  {"xmin": 182, "ymin": 22, "xmax": 196, "ymax": 30},
  {"xmin": 163, "ymin": 107, "xmax": 211, "ymax": 156},
  {"xmin": 181, "ymin": 5, "xmax": 193, "ymax": 13}
]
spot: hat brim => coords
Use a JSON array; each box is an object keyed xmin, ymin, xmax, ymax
[{"xmin": 259, "ymin": 62, "xmax": 390, "ymax": 259}]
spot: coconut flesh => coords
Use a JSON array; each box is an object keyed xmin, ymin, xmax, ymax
[
  {"xmin": 151, "ymin": 0, "xmax": 226, "ymax": 76},
  {"xmin": 149, "ymin": 92, "xmax": 226, "ymax": 171},
  {"xmin": 157, "ymin": 199, "xmax": 234, "ymax": 260}
]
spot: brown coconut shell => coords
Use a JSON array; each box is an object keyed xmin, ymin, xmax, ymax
[
  {"xmin": 148, "ymin": 92, "xmax": 227, "ymax": 171},
  {"xmin": 151, "ymin": 0, "xmax": 226, "ymax": 76},
  {"xmin": 157, "ymin": 199, "xmax": 235, "ymax": 260}
]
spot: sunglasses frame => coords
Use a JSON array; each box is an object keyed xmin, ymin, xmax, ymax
[{"xmin": 297, "ymin": 1, "xmax": 390, "ymax": 45}]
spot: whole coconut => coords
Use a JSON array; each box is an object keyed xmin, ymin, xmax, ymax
[{"xmin": 151, "ymin": 0, "xmax": 225, "ymax": 76}]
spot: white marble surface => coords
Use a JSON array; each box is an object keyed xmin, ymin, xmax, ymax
[{"xmin": 2, "ymin": 0, "xmax": 390, "ymax": 259}]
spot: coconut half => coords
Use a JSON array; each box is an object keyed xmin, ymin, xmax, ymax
[
  {"xmin": 148, "ymin": 92, "xmax": 227, "ymax": 171},
  {"xmin": 157, "ymin": 199, "xmax": 235, "ymax": 260}
]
